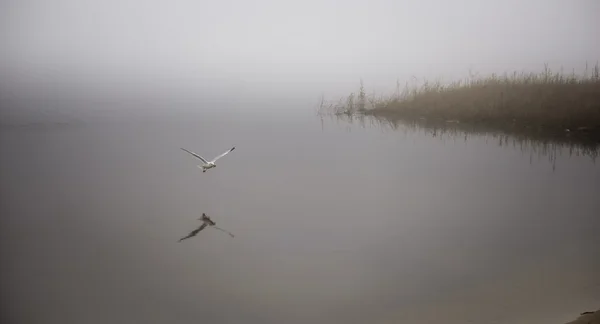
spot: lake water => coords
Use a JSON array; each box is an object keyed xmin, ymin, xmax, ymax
[{"xmin": 1, "ymin": 104, "xmax": 599, "ymax": 324}]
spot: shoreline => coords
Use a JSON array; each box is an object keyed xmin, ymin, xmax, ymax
[
  {"xmin": 361, "ymin": 109, "xmax": 600, "ymax": 149},
  {"xmin": 319, "ymin": 64, "xmax": 600, "ymax": 146},
  {"xmin": 566, "ymin": 309, "xmax": 600, "ymax": 324}
]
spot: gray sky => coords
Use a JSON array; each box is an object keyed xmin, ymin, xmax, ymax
[{"xmin": 2, "ymin": 0, "xmax": 599, "ymax": 99}]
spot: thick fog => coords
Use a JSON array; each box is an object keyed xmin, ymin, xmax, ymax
[
  {"xmin": 1, "ymin": 0, "xmax": 599, "ymax": 103},
  {"xmin": 2, "ymin": 2, "xmax": 600, "ymax": 323}
]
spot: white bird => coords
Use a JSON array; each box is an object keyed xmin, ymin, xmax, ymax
[{"xmin": 180, "ymin": 146, "xmax": 235, "ymax": 173}]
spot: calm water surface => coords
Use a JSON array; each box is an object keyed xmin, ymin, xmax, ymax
[{"xmin": 1, "ymin": 105, "xmax": 599, "ymax": 324}]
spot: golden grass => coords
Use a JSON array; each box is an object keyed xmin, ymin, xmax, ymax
[{"xmin": 319, "ymin": 63, "xmax": 600, "ymax": 142}]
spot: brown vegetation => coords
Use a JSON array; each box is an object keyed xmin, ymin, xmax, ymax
[{"xmin": 319, "ymin": 63, "xmax": 600, "ymax": 143}]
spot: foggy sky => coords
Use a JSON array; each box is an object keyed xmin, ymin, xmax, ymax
[{"xmin": 1, "ymin": 0, "xmax": 599, "ymax": 99}]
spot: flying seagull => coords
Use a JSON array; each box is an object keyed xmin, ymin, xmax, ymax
[
  {"xmin": 178, "ymin": 213, "xmax": 235, "ymax": 242},
  {"xmin": 180, "ymin": 146, "xmax": 235, "ymax": 173}
]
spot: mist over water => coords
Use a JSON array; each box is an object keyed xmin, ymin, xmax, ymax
[
  {"xmin": 2, "ymin": 0, "xmax": 600, "ymax": 102},
  {"xmin": 2, "ymin": 0, "xmax": 600, "ymax": 323}
]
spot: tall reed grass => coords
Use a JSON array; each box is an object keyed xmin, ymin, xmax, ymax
[{"xmin": 318, "ymin": 63, "xmax": 600, "ymax": 141}]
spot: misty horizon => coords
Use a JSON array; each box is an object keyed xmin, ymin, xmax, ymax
[
  {"xmin": 1, "ymin": 2, "xmax": 600, "ymax": 323},
  {"xmin": 1, "ymin": 0, "xmax": 599, "ymax": 103}
]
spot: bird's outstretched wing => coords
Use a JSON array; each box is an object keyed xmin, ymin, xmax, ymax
[
  {"xmin": 180, "ymin": 148, "xmax": 208, "ymax": 164},
  {"xmin": 198, "ymin": 213, "xmax": 216, "ymax": 225},
  {"xmin": 178, "ymin": 223, "xmax": 208, "ymax": 242},
  {"xmin": 212, "ymin": 226, "xmax": 235, "ymax": 238},
  {"xmin": 210, "ymin": 147, "xmax": 235, "ymax": 163}
]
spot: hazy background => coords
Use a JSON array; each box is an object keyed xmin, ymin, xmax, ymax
[
  {"xmin": 1, "ymin": 0, "xmax": 599, "ymax": 104},
  {"xmin": 1, "ymin": 1, "xmax": 600, "ymax": 324}
]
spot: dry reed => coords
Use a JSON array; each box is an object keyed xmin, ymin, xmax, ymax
[{"xmin": 319, "ymin": 63, "xmax": 600, "ymax": 142}]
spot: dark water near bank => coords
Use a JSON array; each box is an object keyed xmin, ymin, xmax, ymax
[{"xmin": 1, "ymin": 105, "xmax": 599, "ymax": 324}]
